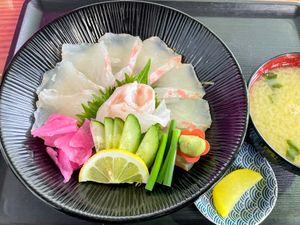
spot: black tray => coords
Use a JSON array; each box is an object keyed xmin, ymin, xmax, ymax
[{"xmin": 1, "ymin": 1, "xmax": 300, "ymax": 225}]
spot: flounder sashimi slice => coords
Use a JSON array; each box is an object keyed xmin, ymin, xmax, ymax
[
  {"xmin": 153, "ymin": 63, "xmax": 205, "ymax": 96},
  {"xmin": 62, "ymin": 42, "xmax": 115, "ymax": 88},
  {"xmin": 33, "ymin": 89, "xmax": 95, "ymax": 129},
  {"xmin": 37, "ymin": 69, "xmax": 55, "ymax": 94},
  {"xmin": 155, "ymin": 87, "xmax": 204, "ymax": 103},
  {"xmin": 99, "ymin": 33, "xmax": 142, "ymax": 80},
  {"xmin": 133, "ymin": 37, "xmax": 181, "ymax": 85},
  {"xmin": 133, "ymin": 100, "xmax": 170, "ymax": 133},
  {"xmin": 166, "ymin": 99, "xmax": 212, "ymax": 131},
  {"xmin": 37, "ymin": 61, "xmax": 103, "ymax": 95},
  {"xmin": 96, "ymin": 82, "xmax": 170, "ymax": 132},
  {"xmin": 109, "ymin": 100, "xmax": 170, "ymax": 133}
]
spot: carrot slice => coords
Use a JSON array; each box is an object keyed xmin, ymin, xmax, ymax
[
  {"xmin": 176, "ymin": 150, "xmax": 201, "ymax": 163},
  {"xmin": 181, "ymin": 128, "xmax": 205, "ymax": 139}
]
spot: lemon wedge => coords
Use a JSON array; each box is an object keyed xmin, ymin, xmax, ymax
[
  {"xmin": 79, "ymin": 149, "xmax": 149, "ymax": 184},
  {"xmin": 212, "ymin": 168, "xmax": 263, "ymax": 217}
]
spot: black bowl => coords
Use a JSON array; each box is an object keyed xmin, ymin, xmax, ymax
[{"xmin": 0, "ymin": 1, "xmax": 248, "ymax": 222}]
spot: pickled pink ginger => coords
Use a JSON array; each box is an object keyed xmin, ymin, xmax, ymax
[{"xmin": 32, "ymin": 114, "xmax": 93, "ymax": 182}]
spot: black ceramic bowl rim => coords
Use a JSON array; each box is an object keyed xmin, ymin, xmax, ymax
[
  {"xmin": 0, "ymin": 0, "xmax": 248, "ymax": 222},
  {"xmin": 248, "ymin": 52, "xmax": 300, "ymax": 170}
]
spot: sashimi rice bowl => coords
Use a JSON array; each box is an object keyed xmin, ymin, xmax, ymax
[
  {"xmin": 31, "ymin": 33, "xmax": 212, "ymax": 191},
  {"xmin": 0, "ymin": 1, "xmax": 249, "ymax": 221}
]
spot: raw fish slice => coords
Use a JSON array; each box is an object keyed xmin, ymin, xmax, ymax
[
  {"xmin": 99, "ymin": 33, "xmax": 142, "ymax": 80},
  {"xmin": 133, "ymin": 37, "xmax": 181, "ymax": 84},
  {"xmin": 96, "ymin": 82, "xmax": 170, "ymax": 132},
  {"xmin": 33, "ymin": 89, "xmax": 95, "ymax": 129},
  {"xmin": 62, "ymin": 42, "xmax": 115, "ymax": 88},
  {"xmin": 153, "ymin": 63, "xmax": 205, "ymax": 96},
  {"xmin": 37, "ymin": 69, "xmax": 55, "ymax": 94},
  {"xmin": 96, "ymin": 82, "xmax": 155, "ymax": 123},
  {"xmin": 37, "ymin": 61, "xmax": 103, "ymax": 95},
  {"xmin": 33, "ymin": 106, "xmax": 55, "ymax": 130},
  {"xmin": 148, "ymin": 56, "xmax": 182, "ymax": 85},
  {"xmin": 133, "ymin": 100, "xmax": 170, "ymax": 132},
  {"xmin": 38, "ymin": 89, "xmax": 95, "ymax": 117},
  {"xmin": 167, "ymin": 99, "xmax": 212, "ymax": 131},
  {"xmin": 155, "ymin": 87, "xmax": 204, "ymax": 103},
  {"xmin": 110, "ymin": 100, "xmax": 170, "ymax": 132}
]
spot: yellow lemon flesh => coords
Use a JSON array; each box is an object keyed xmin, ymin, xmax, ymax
[
  {"xmin": 79, "ymin": 149, "xmax": 149, "ymax": 184},
  {"xmin": 212, "ymin": 168, "xmax": 263, "ymax": 217}
]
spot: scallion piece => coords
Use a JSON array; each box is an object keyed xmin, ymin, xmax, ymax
[
  {"xmin": 287, "ymin": 140, "xmax": 300, "ymax": 152},
  {"xmin": 286, "ymin": 147, "xmax": 298, "ymax": 161},
  {"xmin": 286, "ymin": 140, "xmax": 300, "ymax": 162},
  {"xmin": 156, "ymin": 152, "xmax": 168, "ymax": 184},
  {"xmin": 166, "ymin": 120, "xmax": 177, "ymax": 149},
  {"xmin": 268, "ymin": 95, "xmax": 274, "ymax": 104},
  {"xmin": 145, "ymin": 133, "xmax": 168, "ymax": 191},
  {"xmin": 271, "ymin": 83, "xmax": 282, "ymax": 89},
  {"xmin": 163, "ymin": 128, "xmax": 181, "ymax": 187},
  {"xmin": 263, "ymin": 72, "xmax": 277, "ymax": 80},
  {"xmin": 156, "ymin": 120, "xmax": 177, "ymax": 183}
]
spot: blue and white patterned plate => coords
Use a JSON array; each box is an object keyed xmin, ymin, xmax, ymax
[{"xmin": 195, "ymin": 142, "xmax": 278, "ymax": 225}]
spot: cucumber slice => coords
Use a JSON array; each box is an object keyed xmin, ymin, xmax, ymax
[
  {"xmin": 104, "ymin": 117, "xmax": 114, "ymax": 149},
  {"xmin": 119, "ymin": 114, "xmax": 141, "ymax": 153},
  {"xmin": 136, "ymin": 125, "xmax": 160, "ymax": 167},
  {"xmin": 90, "ymin": 120, "xmax": 105, "ymax": 151},
  {"xmin": 113, "ymin": 118, "xmax": 124, "ymax": 148},
  {"xmin": 179, "ymin": 135, "xmax": 206, "ymax": 157}
]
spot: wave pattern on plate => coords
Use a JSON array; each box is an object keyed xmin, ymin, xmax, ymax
[
  {"xmin": 195, "ymin": 143, "xmax": 278, "ymax": 225},
  {"xmin": 0, "ymin": 1, "xmax": 247, "ymax": 222}
]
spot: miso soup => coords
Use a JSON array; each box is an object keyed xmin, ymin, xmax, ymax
[{"xmin": 250, "ymin": 67, "xmax": 300, "ymax": 165}]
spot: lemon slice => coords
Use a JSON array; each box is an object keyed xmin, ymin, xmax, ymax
[
  {"xmin": 79, "ymin": 149, "xmax": 149, "ymax": 184},
  {"xmin": 212, "ymin": 168, "xmax": 263, "ymax": 217}
]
